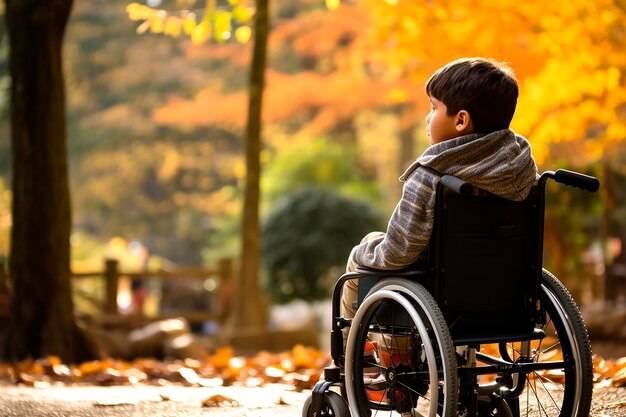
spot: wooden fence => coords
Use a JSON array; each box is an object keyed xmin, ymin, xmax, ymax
[{"xmin": 71, "ymin": 258, "xmax": 234, "ymax": 326}]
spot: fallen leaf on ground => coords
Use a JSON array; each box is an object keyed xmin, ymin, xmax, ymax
[
  {"xmin": 276, "ymin": 396, "xmax": 290, "ymax": 405},
  {"xmin": 606, "ymin": 400, "xmax": 626, "ymax": 408},
  {"xmin": 179, "ymin": 366, "xmax": 223, "ymax": 387},
  {"xmin": 201, "ymin": 394, "xmax": 240, "ymax": 407}
]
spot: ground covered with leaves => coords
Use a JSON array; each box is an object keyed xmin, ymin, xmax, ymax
[
  {"xmin": 1, "ymin": 345, "xmax": 626, "ymax": 416},
  {"xmin": 2, "ymin": 344, "xmax": 626, "ymax": 390},
  {"xmin": 0, "ymin": 344, "xmax": 324, "ymax": 392}
]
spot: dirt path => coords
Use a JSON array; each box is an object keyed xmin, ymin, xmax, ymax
[{"xmin": 592, "ymin": 387, "xmax": 626, "ymax": 417}]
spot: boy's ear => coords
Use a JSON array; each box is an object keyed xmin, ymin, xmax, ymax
[{"xmin": 455, "ymin": 110, "xmax": 473, "ymax": 133}]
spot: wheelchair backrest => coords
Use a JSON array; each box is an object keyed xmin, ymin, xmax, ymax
[{"xmin": 431, "ymin": 179, "xmax": 543, "ymax": 345}]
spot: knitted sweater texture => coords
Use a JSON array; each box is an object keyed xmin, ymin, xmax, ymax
[{"xmin": 353, "ymin": 128, "xmax": 538, "ymax": 269}]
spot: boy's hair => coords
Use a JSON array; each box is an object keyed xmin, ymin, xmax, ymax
[{"xmin": 425, "ymin": 57, "xmax": 519, "ymax": 133}]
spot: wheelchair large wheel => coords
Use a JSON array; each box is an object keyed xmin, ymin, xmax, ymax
[
  {"xmin": 345, "ymin": 278, "xmax": 458, "ymax": 417},
  {"xmin": 489, "ymin": 270, "xmax": 593, "ymax": 417},
  {"xmin": 302, "ymin": 391, "xmax": 350, "ymax": 417}
]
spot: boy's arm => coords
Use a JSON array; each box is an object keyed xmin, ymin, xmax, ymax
[{"xmin": 353, "ymin": 168, "xmax": 438, "ymax": 270}]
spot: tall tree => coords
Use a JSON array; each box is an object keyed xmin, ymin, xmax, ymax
[
  {"xmin": 225, "ymin": 0, "xmax": 269, "ymax": 335},
  {"xmin": 124, "ymin": 0, "xmax": 271, "ymax": 338},
  {"xmin": 5, "ymin": 0, "xmax": 85, "ymax": 362}
]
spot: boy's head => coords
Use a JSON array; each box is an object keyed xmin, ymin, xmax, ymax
[{"xmin": 425, "ymin": 57, "xmax": 518, "ymax": 144}]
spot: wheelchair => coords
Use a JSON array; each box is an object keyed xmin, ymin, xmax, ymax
[{"xmin": 303, "ymin": 169, "xmax": 599, "ymax": 417}]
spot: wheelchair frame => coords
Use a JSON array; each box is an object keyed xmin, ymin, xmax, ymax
[{"xmin": 304, "ymin": 169, "xmax": 599, "ymax": 417}]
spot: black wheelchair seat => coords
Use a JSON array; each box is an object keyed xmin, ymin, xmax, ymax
[{"xmin": 356, "ymin": 175, "xmax": 544, "ymax": 345}]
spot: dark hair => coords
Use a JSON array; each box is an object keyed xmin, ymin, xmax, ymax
[{"xmin": 425, "ymin": 57, "xmax": 519, "ymax": 133}]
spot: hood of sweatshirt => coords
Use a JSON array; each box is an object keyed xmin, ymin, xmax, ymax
[{"xmin": 400, "ymin": 129, "xmax": 538, "ymax": 201}]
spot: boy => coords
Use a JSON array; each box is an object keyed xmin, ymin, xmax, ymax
[{"xmin": 341, "ymin": 57, "xmax": 538, "ymax": 320}]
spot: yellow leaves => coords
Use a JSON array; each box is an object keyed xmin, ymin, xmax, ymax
[
  {"xmin": 149, "ymin": 10, "xmax": 167, "ymax": 33},
  {"xmin": 126, "ymin": 2, "xmax": 152, "ymax": 21},
  {"xmin": 164, "ymin": 16, "xmax": 183, "ymax": 37},
  {"xmin": 388, "ymin": 88, "xmax": 408, "ymax": 103},
  {"xmin": 126, "ymin": 1, "xmax": 255, "ymax": 45},
  {"xmin": 360, "ymin": 0, "xmax": 626, "ymax": 166},
  {"xmin": 233, "ymin": 159, "xmax": 246, "ymax": 180},
  {"xmin": 606, "ymin": 66, "xmax": 621, "ymax": 90},
  {"xmin": 232, "ymin": 5, "xmax": 254, "ymax": 23},
  {"xmin": 325, "ymin": 0, "xmax": 341, "ymax": 11},
  {"xmin": 235, "ymin": 26, "xmax": 252, "ymax": 43},
  {"xmin": 191, "ymin": 19, "xmax": 212, "ymax": 45},
  {"xmin": 513, "ymin": 51, "xmax": 626, "ymax": 165},
  {"xmin": 158, "ymin": 150, "xmax": 180, "ymax": 181},
  {"xmin": 214, "ymin": 10, "xmax": 233, "ymax": 42},
  {"xmin": 432, "ymin": 7, "xmax": 448, "ymax": 20},
  {"xmin": 183, "ymin": 12, "xmax": 197, "ymax": 35},
  {"xmin": 606, "ymin": 123, "xmax": 626, "ymax": 144}
]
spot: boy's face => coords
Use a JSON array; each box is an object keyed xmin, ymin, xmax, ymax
[{"xmin": 425, "ymin": 97, "xmax": 464, "ymax": 145}]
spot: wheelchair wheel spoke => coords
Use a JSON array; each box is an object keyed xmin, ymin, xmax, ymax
[
  {"xmin": 528, "ymin": 373, "xmax": 561, "ymax": 417},
  {"xmin": 535, "ymin": 372, "xmax": 565, "ymax": 412},
  {"xmin": 535, "ymin": 340, "xmax": 560, "ymax": 359},
  {"xmin": 346, "ymin": 281, "xmax": 458, "ymax": 417},
  {"xmin": 533, "ymin": 371, "xmax": 565, "ymax": 392},
  {"xmin": 507, "ymin": 342, "xmax": 522, "ymax": 358},
  {"xmin": 515, "ymin": 281, "xmax": 582, "ymax": 417},
  {"xmin": 396, "ymin": 379, "xmax": 430, "ymax": 404},
  {"xmin": 367, "ymin": 388, "xmax": 390, "ymax": 416},
  {"xmin": 527, "ymin": 376, "xmax": 545, "ymax": 416},
  {"xmin": 475, "ymin": 273, "xmax": 593, "ymax": 417}
]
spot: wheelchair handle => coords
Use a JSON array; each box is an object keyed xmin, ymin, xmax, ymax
[
  {"xmin": 440, "ymin": 175, "xmax": 474, "ymax": 196},
  {"xmin": 553, "ymin": 169, "xmax": 600, "ymax": 192}
]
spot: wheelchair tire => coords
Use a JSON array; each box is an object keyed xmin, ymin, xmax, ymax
[
  {"xmin": 302, "ymin": 391, "xmax": 350, "ymax": 417},
  {"xmin": 344, "ymin": 278, "xmax": 458, "ymax": 417},
  {"xmin": 494, "ymin": 269, "xmax": 593, "ymax": 417}
]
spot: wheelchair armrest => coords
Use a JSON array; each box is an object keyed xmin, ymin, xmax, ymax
[{"xmin": 354, "ymin": 264, "xmax": 431, "ymax": 277}]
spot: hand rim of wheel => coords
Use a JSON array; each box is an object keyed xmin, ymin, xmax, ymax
[{"xmin": 344, "ymin": 288, "xmax": 442, "ymax": 417}]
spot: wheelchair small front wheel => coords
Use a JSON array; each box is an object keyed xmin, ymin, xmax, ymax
[
  {"xmin": 345, "ymin": 278, "xmax": 458, "ymax": 417},
  {"xmin": 302, "ymin": 391, "xmax": 350, "ymax": 417},
  {"xmin": 477, "ymin": 395, "xmax": 513, "ymax": 417}
]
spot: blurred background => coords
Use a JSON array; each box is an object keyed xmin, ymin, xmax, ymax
[{"xmin": 0, "ymin": 0, "xmax": 625, "ymax": 357}]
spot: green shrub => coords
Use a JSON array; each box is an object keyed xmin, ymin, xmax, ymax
[{"xmin": 262, "ymin": 187, "xmax": 383, "ymax": 303}]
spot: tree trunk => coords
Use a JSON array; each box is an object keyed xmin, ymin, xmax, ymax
[
  {"xmin": 227, "ymin": 0, "xmax": 269, "ymax": 335},
  {"xmin": 5, "ymin": 0, "xmax": 84, "ymax": 362},
  {"xmin": 601, "ymin": 163, "xmax": 616, "ymax": 304}
]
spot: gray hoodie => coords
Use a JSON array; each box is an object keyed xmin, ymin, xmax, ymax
[{"xmin": 353, "ymin": 128, "xmax": 538, "ymax": 269}]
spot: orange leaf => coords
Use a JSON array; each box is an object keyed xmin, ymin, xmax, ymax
[{"xmin": 201, "ymin": 394, "xmax": 240, "ymax": 407}]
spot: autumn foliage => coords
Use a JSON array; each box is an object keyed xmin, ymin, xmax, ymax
[
  {"xmin": 2, "ymin": 345, "xmax": 626, "ymax": 392},
  {"xmin": 149, "ymin": 0, "xmax": 626, "ymax": 169},
  {"xmin": 63, "ymin": 0, "xmax": 625, "ymax": 270},
  {"xmin": 0, "ymin": 345, "xmax": 325, "ymax": 391}
]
